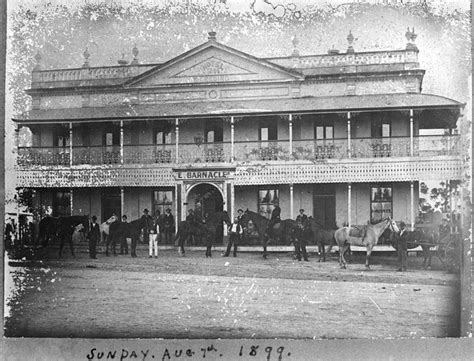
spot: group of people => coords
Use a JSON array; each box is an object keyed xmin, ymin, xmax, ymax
[{"xmin": 139, "ymin": 208, "xmax": 176, "ymax": 258}]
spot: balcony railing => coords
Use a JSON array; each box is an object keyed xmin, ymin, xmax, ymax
[{"xmin": 17, "ymin": 135, "xmax": 460, "ymax": 167}]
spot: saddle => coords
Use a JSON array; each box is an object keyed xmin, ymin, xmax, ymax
[{"xmin": 348, "ymin": 225, "xmax": 368, "ymax": 239}]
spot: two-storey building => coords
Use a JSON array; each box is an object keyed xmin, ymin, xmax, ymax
[{"xmin": 14, "ymin": 30, "xmax": 464, "ymax": 245}]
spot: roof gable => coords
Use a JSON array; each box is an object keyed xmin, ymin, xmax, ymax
[{"xmin": 125, "ymin": 42, "xmax": 303, "ymax": 87}]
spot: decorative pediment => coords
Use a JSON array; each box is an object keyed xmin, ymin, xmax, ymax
[{"xmin": 126, "ymin": 43, "xmax": 302, "ymax": 87}]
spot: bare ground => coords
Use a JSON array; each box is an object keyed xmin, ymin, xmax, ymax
[{"xmin": 4, "ymin": 246, "xmax": 460, "ymax": 339}]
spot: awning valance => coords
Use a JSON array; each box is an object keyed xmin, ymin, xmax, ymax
[{"xmin": 14, "ymin": 93, "xmax": 464, "ymax": 123}]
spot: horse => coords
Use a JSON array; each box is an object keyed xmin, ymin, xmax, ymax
[
  {"xmin": 100, "ymin": 215, "xmax": 119, "ymax": 245},
  {"xmin": 239, "ymin": 209, "xmax": 299, "ymax": 259},
  {"xmin": 174, "ymin": 211, "xmax": 231, "ymax": 257},
  {"xmin": 389, "ymin": 228, "xmax": 435, "ymax": 270},
  {"xmin": 334, "ymin": 217, "xmax": 399, "ymax": 269},
  {"xmin": 36, "ymin": 215, "xmax": 59, "ymax": 248},
  {"xmin": 299, "ymin": 217, "xmax": 338, "ymax": 262},
  {"xmin": 108, "ymin": 217, "xmax": 146, "ymax": 257}
]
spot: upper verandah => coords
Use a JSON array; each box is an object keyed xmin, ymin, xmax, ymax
[{"xmin": 29, "ymin": 28, "xmax": 421, "ymax": 90}]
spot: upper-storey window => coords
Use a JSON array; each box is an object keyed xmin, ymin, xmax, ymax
[
  {"xmin": 154, "ymin": 121, "xmax": 172, "ymax": 145},
  {"xmin": 103, "ymin": 126, "xmax": 120, "ymax": 146},
  {"xmin": 54, "ymin": 126, "xmax": 70, "ymax": 147},
  {"xmin": 259, "ymin": 118, "xmax": 277, "ymax": 141},
  {"xmin": 205, "ymin": 120, "xmax": 223, "ymax": 143},
  {"xmin": 371, "ymin": 117, "xmax": 391, "ymax": 138},
  {"xmin": 315, "ymin": 124, "xmax": 334, "ymax": 140}
]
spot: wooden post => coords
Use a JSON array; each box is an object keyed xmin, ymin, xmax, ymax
[
  {"xmin": 347, "ymin": 112, "xmax": 351, "ymax": 158},
  {"xmin": 120, "ymin": 120, "xmax": 124, "ymax": 164},
  {"xmin": 289, "ymin": 114, "xmax": 293, "ymax": 158},
  {"xmin": 290, "ymin": 184, "xmax": 294, "ymax": 219},
  {"xmin": 70, "ymin": 188, "xmax": 74, "ymax": 215},
  {"xmin": 230, "ymin": 116, "xmax": 235, "ymax": 162},
  {"xmin": 69, "ymin": 122, "xmax": 73, "ymax": 166},
  {"xmin": 410, "ymin": 109, "xmax": 414, "ymax": 156},
  {"xmin": 410, "ymin": 181, "xmax": 415, "ymax": 231},
  {"xmin": 120, "ymin": 187, "xmax": 124, "ymax": 218},
  {"xmin": 175, "ymin": 118, "xmax": 179, "ymax": 163},
  {"xmin": 347, "ymin": 183, "xmax": 352, "ymax": 228}
]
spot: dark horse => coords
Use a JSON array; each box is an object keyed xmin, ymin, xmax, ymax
[
  {"xmin": 174, "ymin": 211, "xmax": 231, "ymax": 257},
  {"xmin": 36, "ymin": 215, "xmax": 90, "ymax": 257},
  {"xmin": 389, "ymin": 228, "xmax": 435, "ymax": 270},
  {"xmin": 239, "ymin": 210, "xmax": 299, "ymax": 259},
  {"xmin": 299, "ymin": 217, "xmax": 338, "ymax": 262},
  {"xmin": 108, "ymin": 217, "xmax": 146, "ymax": 257}
]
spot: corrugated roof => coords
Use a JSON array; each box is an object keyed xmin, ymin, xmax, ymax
[{"xmin": 15, "ymin": 93, "xmax": 463, "ymax": 123}]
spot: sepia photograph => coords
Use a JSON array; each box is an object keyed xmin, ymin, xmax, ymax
[{"xmin": 2, "ymin": 0, "xmax": 472, "ymax": 359}]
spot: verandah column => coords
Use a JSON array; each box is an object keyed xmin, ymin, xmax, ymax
[
  {"xmin": 288, "ymin": 114, "xmax": 293, "ymax": 157},
  {"xmin": 230, "ymin": 116, "xmax": 235, "ymax": 162},
  {"xmin": 409, "ymin": 109, "xmax": 414, "ymax": 156},
  {"xmin": 347, "ymin": 112, "xmax": 351, "ymax": 158},
  {"xmin": 69, "ymin": 122, "xmax": 73, "ymax": 166},
  {"xmin": 120, "ymin": 187, "xmax": 124, "ymax": 217},
  {"xmin": 120, "ymin": 120, "xmax": 124, "ymax": 164},
  {"xmin": 290, "ymin": 184, "xmax": 294, "ymax": 219},
  {"xmin": 347, "ymin": 183, "xmax": 352, "ymax": 228},
  {"xmin": 70, "ymin": 188, "xmax": 74, "ymax": 215},
  {"xmin": 175, "ymin": 118, "xmax": 179, "ymax": 163},
  {"xmin": 410, "ymin": 181, "xmax": 415, "ymax": 231}
]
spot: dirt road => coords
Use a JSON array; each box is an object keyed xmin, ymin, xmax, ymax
[{"xmin": 4, "ymin": 248, "xmax": 460, "ymax": 339}]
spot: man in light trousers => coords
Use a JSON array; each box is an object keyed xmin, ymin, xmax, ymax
[{"xmin": 149, "ymin": 214, "xmax": 160, "ymax": 258}]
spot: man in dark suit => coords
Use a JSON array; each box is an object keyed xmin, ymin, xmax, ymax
[
  {"xmin": 87, "ymin": 215, "xmax": 100, "ymax": 259},
  {"xmin": 296, "ymin": 209, "xmax": 308, "ymax": 225},
  {"xmin": 396, "ymin": 221, "xmax": 408, "ymax": 272},
  {"xmin": 223, "ymin": 217, "xmax": 243, "ymax": 257},
  {"xmin": 163, "ymin": 208, "xmax": 175, "ymax": 244},
  {"xmin": 266, "ymin": 202, "xmax": 281, "ymax": 236},
  {"xmin": 141, "ymin": 209, "xmax": 154, "ymax": 244}
]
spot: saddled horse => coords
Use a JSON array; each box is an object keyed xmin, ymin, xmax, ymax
[
  {"xmin": 239, "ymin": 210, "xmax": 299, "ymax": 259},
  {"xmin": 100, "ymin": 215, "xmax": 119, "ymax": 245},
  {"xmin": 389, "ymin": 227, "xmax": 435, "ymax": 270},
  {"xmin": 174, "ymin": 211, "xmax": 231, "ymax": 257},
  {"xmin": 299, "ymin": 218, "xmax": 338, "ymax": 262},
  {"xmin": 37, "ymin": 215, "xmax": 90, "ymax": 257},
  {"xmin": 334, "ymin": 218, "xmax": 399, "ymax": 269},
  {"xmin": 108, "ymin": 217, "xmax": 146, "ymax": 257}
]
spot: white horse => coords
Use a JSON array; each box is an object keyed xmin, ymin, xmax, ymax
[{"xmin": 100, "ymin": 215, "xmax": 118, "ymax": 243}]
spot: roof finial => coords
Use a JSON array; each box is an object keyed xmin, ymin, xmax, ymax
[
  {"xmin": 33, "ymin": 51, "xmax": 42, "ymax": 71},
  {"xmin": 405, "ymin": 27, "xmax": 418, "ymax": 50},
  {"xmin": 346, "ymin": 30, "xmax": 355, "ymax": 54},
  {"xmin": 208, "ymin": 31, "xmax": 217, "ymax": 41},
  {"xmin": 131, "ymin": 44, "xmax": 139, "ymax": 65},
  {"xmin": 291, "ymin": 35, "xmax": 300, "ymax": 57},
  {"xmin": 118, "ymin": 53, "xmax": 128, "ymax": 65},
  {"xmin": 82, "ymin": 47, "xmax": 90, "ymax": 68}
]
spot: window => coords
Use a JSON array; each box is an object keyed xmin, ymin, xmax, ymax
[
  {"xmin": 315, "ymin": 125, "xmax": 334, "ymax": 140},
  {"xmin": 54, "ymin": 126, "xmax": 70, "ymax": 147},
  {"xmin": 103, "ymin": 125, "xmax": 120, "ymax": 146},
  {"xmin": 259, "ymin": 119, "xmax": 278, "ymax": 141},
  {"xmin": 53, "ymin": 190, "xmax": 71, "ymax": 217},
  {"xmin": 370, "ymin": 184, "xmax": 392, "ymax": 223},
  {"xmin": 154, "ymin": 121, "xmax": 173, "ymax": 145},
  {"xmin": 153, "ymin": 190, "xmax": 173, "ymax": 216},
  {"xmin": 258, "ymin": 189, "xmax": 279, "ymax": 219},
  {"xmin": 205, "ymin": 120, "xmax": 223, "ymax": 143},
  {"xmin": 371, "ymin": 117, "xmax": 391, "ymax": 138}
]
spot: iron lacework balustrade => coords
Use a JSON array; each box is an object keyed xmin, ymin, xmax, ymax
[{"xmin": 17, "ymin": 134, "xmax": 461, "ymax": 167}]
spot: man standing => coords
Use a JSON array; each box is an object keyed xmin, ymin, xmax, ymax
[
  {"xmin": 396, "ymin": 222, "xmax": 408, "ymax": 272},
  {"xmin": 149, "ymin": 211, "xmax": 160, "ymax": 258},
  {"xmin": 141, "ymin": 209, "xmax": 153, "ymax": 244},
  {"xmin": 223, "ymin": 217, "xmax": 243, "ymax": 257},
  {"xmin": 87, "ymin": 215, "xmax": 100, "ymax": 259},
  {"xmin": 163, "ymin": 208, "xmax": 175, "ymax": 244},
  {"xmin": 119, "ymin": 215, "xmax": 129, "ymax": 255}
]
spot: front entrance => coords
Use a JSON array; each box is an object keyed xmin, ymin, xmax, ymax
[
  {"xmin": 313, "ymin": 184, "xmax": 336, "ymax": 229},
  {"xmin": 186, "ymin": 183, "xmax": 224, "ymax": 245}
]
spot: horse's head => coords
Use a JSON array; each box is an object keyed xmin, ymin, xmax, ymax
[
  {"xmin": 106, "ymin": 215, "xmax": 118, "ymax": 224},
  {"xmin": 388, "ymin": 218, "xmax": 400, "ymax": 233},
  {"xmin": 221, "ymin": 211, "xmax": 231, "ymax": 226}
]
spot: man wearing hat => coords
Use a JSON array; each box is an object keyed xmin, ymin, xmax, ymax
[
  {"xmin": 396, "ymin": 221, "xmax": 408, "ymax": 272},
  {"xmin": 296, "ymin": 209, "xmax": 308, "ymax": 226},
  {"xmin": 87, "ymin": 215, "xmax": 100, "ymax": 259},
  {"xmin": 141, "ymin": 208, "xmax": 154, "ymax": 244}
]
